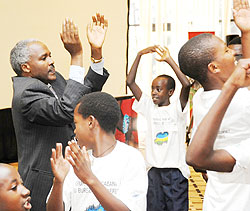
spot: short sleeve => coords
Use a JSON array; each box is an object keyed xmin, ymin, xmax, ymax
[
  {"xmin": 209, "ymin": 140, "xmax": 250, "ymax": 183},
  {"xmin": 224, "ymin": 139, "xmax": 250, "ymax": 169},
  {"xmin": 175, "ymin": 98, "xmax": 189, "ymax": 118}
]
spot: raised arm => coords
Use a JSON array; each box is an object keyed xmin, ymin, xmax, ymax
[
  {"xmin": 156, "ymin": 46, "xmax": 191, "ymax": 110},
  {"xmin": 60, "ymin": 18, "xmax": 83, "ymax": 66},
  {"xmin": 126, "ymin": 46, "xmax": 158, "ymax": 101},
  {"xmin": 46, "ymin": 143, "xmax": 70, "ymax": 211},
  {"xmin": 67, "ymin": 141, "xmax": 130, "ymax": 211},
  {"xmin": 233, "ymin": 0, "xmax": 250, "ymax": 58},
  {"xmin": 186, "ymin": 59, "xmax": 250, "ymax": 172},
  {"xmin": 87, "ymin": 13, "xmax": 108, "ymax": 61}
]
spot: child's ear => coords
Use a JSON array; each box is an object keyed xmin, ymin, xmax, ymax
[
  {"xmin": 88, "ymin": 115, "xmax": 95, "ymax": 129},
  {"xmin": 168, "ymin": 89, "xmax": 174, "ymax": 97},
  {"xmin": 208, "ymin": 62, "xmax": 220, "ymax": 74}
]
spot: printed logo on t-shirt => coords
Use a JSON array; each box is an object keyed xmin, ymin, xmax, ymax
[
  {"xmin": 85, "ymin": 204, "xmax": 105, "ymax": 211},
  {"xmin": 154, "ymin": 132, "xmax": 168, "ymax": 145}
]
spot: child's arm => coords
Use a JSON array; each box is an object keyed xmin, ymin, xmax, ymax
[
  {"xmin": 67, "ymin": 141, "xmax": 130, "ymax": 211},
  {"xmin": 46, "ymin": 143, "xmax": 70, "ymax": 211},
  {"xmin": 156, "ymin": 46, "xmax": 191, "ymax": 110},
  {"xmin": 186, "ymin": 59, "xmax": 250, "ymax": 172},
  {"xmin": 233, "ymin": 0, "xmax": 250, "ymax": 58},
  {"xmin": 126, "ymin": 46, "xmax": 158, "ymax": 101}
]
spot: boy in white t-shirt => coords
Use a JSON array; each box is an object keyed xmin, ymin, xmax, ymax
[
  {"xmin": 186, "ymin": 59, "xmax": 250, "ymax": 210},
  {"xmin": 46, "ymin": 92, "xmax": 148, "ymax": 211},
  {"xmin": 178, "ymin": 0, "xmax": 250, "ymax": 210},
  {"xmin": 127, "ymin": 45, "xmax": 191, "ymax": 211}
]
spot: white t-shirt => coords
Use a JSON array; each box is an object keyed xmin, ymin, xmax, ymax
[
  {"xmin": 132, "ymin": 93, "xmax": 190, "ymax": 179},
  {"xmin": 62, "ymin": 141, "xmax": 148, "ymax": 211},
  {"xmin": 192, "ymin": 88, "xmax": 250, "ymax": 211},
  {"xmin": 203, "ymin": 140, "xmax": 250, "ymax": 211},
  {"xmin": 192, "ymin": 88, "xmax": 250, "ymax": 149}
]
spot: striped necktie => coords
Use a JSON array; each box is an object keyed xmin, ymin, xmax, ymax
[{"xmin": 47, "ymin": 83, "xmax": 58, "ymax": 99}]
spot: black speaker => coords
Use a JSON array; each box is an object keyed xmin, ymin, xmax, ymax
[{"xmin": 0, "ymin": 108, "xmax": 18, "ymax": 163}]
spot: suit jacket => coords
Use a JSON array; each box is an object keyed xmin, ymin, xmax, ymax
[{"xmin": 11, "ymin": 67, "xmax": 109, "ymax": 211}]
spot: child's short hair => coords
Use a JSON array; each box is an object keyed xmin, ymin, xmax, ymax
[
  {"xmin": 178, "ymin": 33, "xmax": 215, "ymax": 85},
  {"xmin": 156, "ymin": 74, "xmax": 175, "ymax": 91},
  {"xmin": 77, "ymin": 92, "xmax": 121, "ymax": 134}
]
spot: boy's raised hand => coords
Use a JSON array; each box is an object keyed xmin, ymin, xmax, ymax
[
  {"xmin": 50, "ymin": 143, "xmax": 70, "ymax": 183},
  {"xmin": 60, "ymin": 18, "xmax": 83, "ymax": 56},
  {"xmin": 155, "ymin": 46, "xmax": 171, "ymax": 63},
  {"xmin": 138, "ymin": 45, "xmax": 158, "ymax": 56},
  {"xmin": 87, "ymin": 13, "xmax": 108, "ymax": 49},
  {"xmin": 67, "ymin": 141, "xmax": 94, "ymax": 184},
  {"xmin": 233, "ymin": 0, "xmax": 250, "ymax": 33}
]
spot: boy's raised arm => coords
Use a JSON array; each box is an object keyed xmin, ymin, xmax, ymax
[
  {"xmin": 126, "ymin": 46, "xmax": 158, "ymax": 101},
  {"xmin": 186, "ymin": 59, "xmax": 250, "ymax": 172},
  {"xmin": 156, "ymin": 46, "xmax": 191, "ymax": 110},
  {"xmin": 233, "ymin": 0, "xmax": 250, "ymax": 58}
]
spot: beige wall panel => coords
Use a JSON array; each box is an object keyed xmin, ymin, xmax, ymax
[{"xmin": 0, "ymin": 0, "xmax": 127, "ymax": 109}]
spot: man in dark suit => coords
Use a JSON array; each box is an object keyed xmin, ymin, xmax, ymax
[{"xmin": 10, "ymin": 14, "xmax": 109, "ymax": 211}]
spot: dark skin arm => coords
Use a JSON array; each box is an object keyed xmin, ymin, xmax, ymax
[
  {"xmin": 46, "ymin": 143, "xmax": 70, "ymax": 211},
  {"xmin": 156, "ymin": 46, "xmax": 191, "ymax": 111},
  {"xmin": 126, "ymin": 45, "xmax": 191, "ymax": 109},
  {"xmin": 126, "ymin": 46, "xmax": 158, "ymax": 101},
  {"xmin": 87, "ymin": 13, "xmax": 108, "ymax": 60},
  {"xmin": 233, "ymin": 0, "xmax": 250, "ymax": 58},
  {"xmin": 186, "ymin": 59, "xmax": 250, "ymax": 172},
  {"xmin": 60, "ymin": 18, "xmax": 83, "ymax": 67}
]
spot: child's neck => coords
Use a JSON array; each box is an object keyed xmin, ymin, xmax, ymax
[
  {"xmin": 92, "ymin": 133, "xmax": 117, "ymax": 158},
  {"xmin": 157, "ymin": 100, "xmax": 170, "ymax": 107}
]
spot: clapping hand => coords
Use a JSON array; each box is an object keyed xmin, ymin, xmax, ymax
[
  {"xmin": 50, "ymin": 143, "xmax": 70, "ymax": 183},
  {"xmin": 226, "ymin": 58, "xmax": 250, "ymax": 88},
  {"xmin": 66, "ymin": 140, "xmax": 94, "ymax": 184}
]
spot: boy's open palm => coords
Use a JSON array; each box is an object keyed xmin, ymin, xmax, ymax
[
  {"xmin": 50, "ymin": 143, "xmax": 70, "ymax": 183},
  {"xmin": 87, "ymin": 13, "xmax": 108, "ymax": 49},
  {"xmin": 233, "ymin": 0, "xmax": 250, "ymax": 32},
  {"xmin": 155, "ymin": 46, "xmax": 171, "ymax": 63}
]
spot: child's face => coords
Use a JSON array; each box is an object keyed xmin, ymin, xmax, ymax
[
  {"xmin": 73, "ymin": 104, "xmax": 92, "ymax": 149},
  {"xmin": 151, "ymin": 77, "xmax": 172, "ymax": 106},
  {"xmin": 0, "ymin": 164, "xmax": 31, "ymax": 211},
  {"xmin": 211, "ymin": 36, "xmax": 236, "ymax": 81}
]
